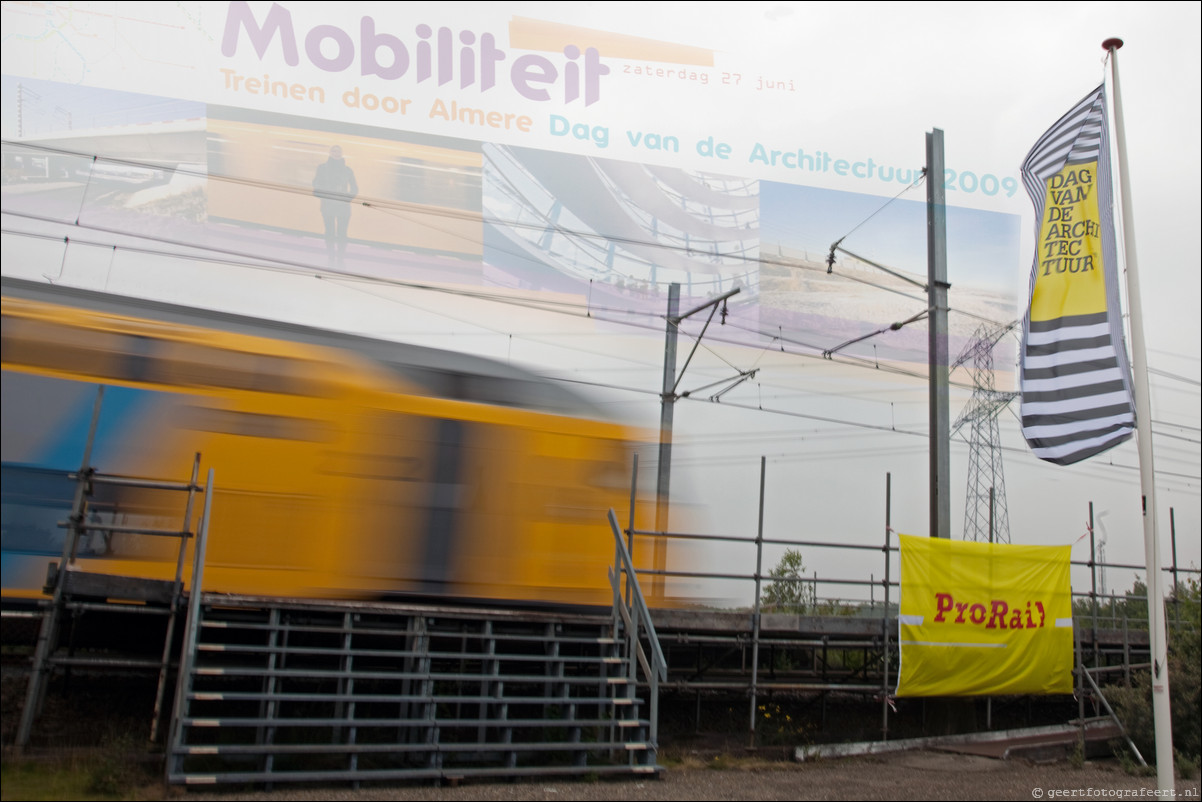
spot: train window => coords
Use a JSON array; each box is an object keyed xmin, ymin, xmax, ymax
[
  {"xmin": 1, "ymin": 316, "xmax": 155, "ymax": 381},
  {"xmin": 3, "ymin": 316, "xmax": 333, "ymax": 397},
  {"xmin": 162, "ymin": 342, "xmax": 328, "ymax": 396},
  {"xmin": 176, "ymin": 405, "xmax": 328, "ymax": 441},
  {"xmin": 386, "ymin": 363, "xmax": 594, "ymax": 414}
]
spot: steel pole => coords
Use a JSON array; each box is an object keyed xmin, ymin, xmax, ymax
[
  {"xmin": 1104, "ymin": 37, "xmax": 1173, "ymax": 794},
  {"xmin": 926, "ymin": 129, "xmax": 950, "ymax": 539},
  {"xmin": 655, "ymin": 284, "xmax": 681, "ymax": 598}
]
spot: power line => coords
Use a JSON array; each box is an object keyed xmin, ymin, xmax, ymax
[
  {"xmin": 1149, "ymin": 367, "xmax": 1201, "ymax": 387},
  {"xmin": 6, "ymin": 219, "xmax": 1196, "ymax": 451},
  {"xmin": 3, "ymin": 138, "xmax": 1017, "ymax": 331},
  {"xmin": 0, "ymin": 219, "xmax": 984, "ymax": 394},
  {"xmin": 2, "ymin": 148, "xmax": 1197, "ymax": 483},
  {"xmin": 824, "ymin": 168, "xmax": 928, "ymax": 264}
]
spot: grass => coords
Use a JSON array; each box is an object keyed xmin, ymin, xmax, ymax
[{"xmin": 0, "ymin": 746, "xmax": 163, "ymax": 802}]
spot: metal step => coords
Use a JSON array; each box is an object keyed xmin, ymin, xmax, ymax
[
  {"xmin": 168, "ymin": 596, "xmax": 661, "ymax": 786},
  {"xmin": 175, "ymin": 761, "xmax": 660, "ymax": 787}
]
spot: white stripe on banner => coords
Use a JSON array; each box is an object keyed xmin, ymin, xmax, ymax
[
  {"xmin": 1021, "ymin": 390, "xmax": 1137, "ymax": 416},
  {"xmin": 1056, "ymin": 619, "xmax": 1073, "ymax": 628},
  {"xmin": 1030, "ymin": 428, "xmax": 1134, "ymax": 461},
  {"xmin": 1021, "ymin": 411, "xmax": 1136, "ymax": 439},
  {"xmin": 1022, "ymin": 346, "xmax": 1121, "ymax": 371},
  {"xmin": 1025, "ymin": 321, "xmax": 1112, "ymax": 345},
  {"xmin": 1022, "ymin": 367, "xmax": 1125, "ymax": 393},
  {"xmin": 897, "ymin": 615, "xmax": 924, "ymax": 626},
  {"xmin": 899, "ymin": 641, "xmax": 1009, "ymax": 649}
]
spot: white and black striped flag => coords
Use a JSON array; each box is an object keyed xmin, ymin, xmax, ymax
[{"xmin": 1019, "ymin": 85, "xmax": 1135, "ymax": 465}]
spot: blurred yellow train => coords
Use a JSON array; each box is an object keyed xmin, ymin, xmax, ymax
[{"xmin": 1, "ymin": 277, "xmax": 665, "ymax": 608}]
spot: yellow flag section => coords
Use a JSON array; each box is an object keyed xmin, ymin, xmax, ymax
[
  {"xmin": 1028, "ymin": 162, "xmax": 1108, "ymax": 323},
  {"xmin": 895, "ymin": 534, "xmax": 1073, "ymax": 697}
]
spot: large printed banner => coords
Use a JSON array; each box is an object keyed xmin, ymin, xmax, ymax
[
  {"xmin": 895, "ymin": 534, "xmax": 1073, "ymax": 697},
  {"xmin": 0, "ymin": 1, "xmax": 1020, "ymax": 365}
]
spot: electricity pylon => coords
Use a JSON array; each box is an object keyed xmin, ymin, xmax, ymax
[{"xmin": 951, "ymin": 322, "xmax": 1017, "ymax": 543}]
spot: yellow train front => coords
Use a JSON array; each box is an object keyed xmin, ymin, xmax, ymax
[{"xmin": 1, "ymin": 278, "xmax": 667, "ymax": 609}]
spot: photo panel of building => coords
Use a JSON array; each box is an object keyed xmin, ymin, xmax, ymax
[{"xmin": 482, "ymin": 144, "xmax": 760, "ymax": 323}]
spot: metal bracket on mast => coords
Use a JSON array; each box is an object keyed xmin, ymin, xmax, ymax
[{"xmin": 656, "ymin": 284, "xmax": 742, "ymax": 554}]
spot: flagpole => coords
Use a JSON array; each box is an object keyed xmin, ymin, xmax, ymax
[{"xmin": 1102, "ymin": 37, "xmax": 1175, "ymax": 794}]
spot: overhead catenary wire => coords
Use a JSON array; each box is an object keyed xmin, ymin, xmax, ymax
[
  {"xmin": 5, "ymin": 223, "xmax": 1197, "ymax": 486},
  {"xmin": 0, "ymin": 218, "xmax": 987, "ymax": 393},
  {"xmin": 2, "ymin": 139, "xmax": 1011, "ymax": 331},
  {"xmin": 1148, "ymin": 367, "xmax": 1201, "ymax": 387},
  {"xmin": 3, "ymin": 213, "xmax": 1195, "ymax": 413},
  {"xmin": 554, "ymin": 371, "xmax": 1199, "ymax": 484},
  {"xmin": 14, "ymin": 216, "xmax": 1190, "ymax": 448},
  {"xmin": 825, "ymin": 167, "xmax": 929, "ymax": 272},
  {"xmin": 10, "ymin": 220, "xmax": 1014, "ymax": 401},
  {"xmin": 1, "ymin": 147, "xmax": 1197, "ymax": 483}
]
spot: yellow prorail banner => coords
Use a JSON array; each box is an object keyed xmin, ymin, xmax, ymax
[{"xmin": 895, "ymin": 534, "xmax": 1073, "ymax": 697}]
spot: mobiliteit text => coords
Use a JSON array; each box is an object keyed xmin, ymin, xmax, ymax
[{"xmin": 221, "ymin": 2, "xmax": 610, "ymax": 105}]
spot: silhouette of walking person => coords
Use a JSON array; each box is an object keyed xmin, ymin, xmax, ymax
[{"xmin": 313, "ymin": 145, "xmax": 358, "ymax": 266}]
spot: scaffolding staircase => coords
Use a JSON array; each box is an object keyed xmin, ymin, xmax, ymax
[
  {"xmin": 165, "ymin": 599, "xmax": 657, "ymax": 785},
  {"xmin": 163, "ymin": 508, "xmax": 665, "ymax": 786}
]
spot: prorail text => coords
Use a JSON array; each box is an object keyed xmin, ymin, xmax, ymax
[{"xmin": 933, "ymin": 592, "xmax": 1047, "ymax": 629}]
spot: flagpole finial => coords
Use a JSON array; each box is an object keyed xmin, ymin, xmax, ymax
[{"xmin": 1102, "ymin": 37, "xmax": 1124, "ymax": 51}]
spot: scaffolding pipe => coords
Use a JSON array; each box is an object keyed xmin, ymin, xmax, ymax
[
  {"xmin": 748, "ymin": 457, "xmax": 766, "ymax": 748},
  {"xmin": 882, "ymin": 472, "xmax": 892, "ymax": 740},
  {"xmin": 15, "ymin": 386, "xmax": 104, "ymax": 750}
]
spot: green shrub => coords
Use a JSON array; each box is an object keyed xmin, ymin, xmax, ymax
[{"xmin": 1107, "ymin": 577, "xmax": 1201, "ymax": 776}]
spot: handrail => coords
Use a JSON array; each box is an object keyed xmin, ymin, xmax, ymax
[
  {"xmin": 167, "ymin": 467, "xmax": 215, "ymax": 770},
  {"xmin": 608, "ymin": 509, "xmax": 667, "ymax": 682},
  {"xmin": 608, "ymin": 507, "xmax": 666, "ymax": 768}
]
